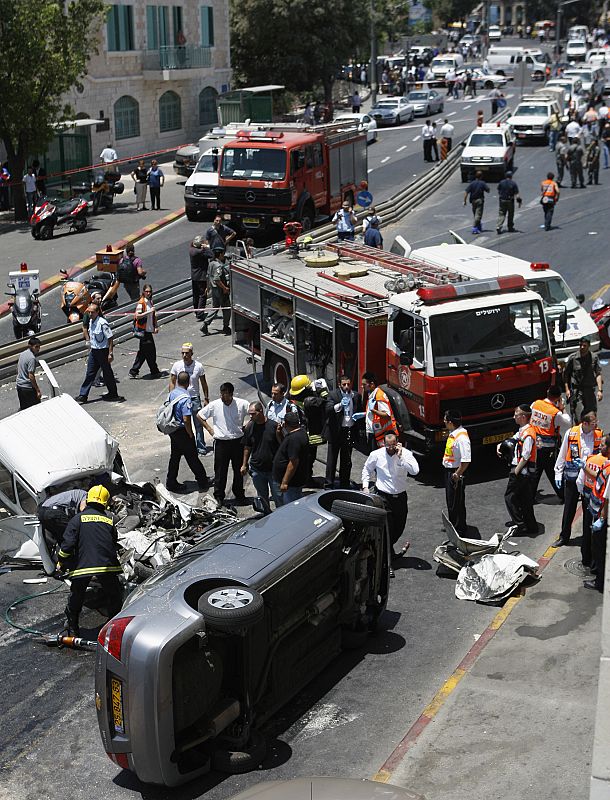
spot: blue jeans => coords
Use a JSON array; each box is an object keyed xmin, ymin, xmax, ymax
[
  {"xmin": 191, "ymin": 395, "xmax": 205, "ymax": 452},
  {"xmin": 604, "ymin": 143, "xmax": 609, "ymax": 169},
  {"xmin": 251, "ymin": 469, "xmax": 281, "ymax": 513},
  {"xmin": 272, "ymin": 482, "xmax": 303, "ymax": 506},
  {"xmin": 549, "ymin": 129, "xmax": 559, "ymax": 151}
]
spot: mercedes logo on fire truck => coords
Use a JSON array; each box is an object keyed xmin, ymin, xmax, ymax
[
  {"xmin": 245, "ymin": 191, "xmax": 256, "ymax": 203},
  {"xmin": 491, "ymin": 393, "xmax": 506, "ymax": 410}
]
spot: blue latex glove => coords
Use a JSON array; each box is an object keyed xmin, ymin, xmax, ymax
[
  {"xmin": 555, "ymin": 478, "xmax": 563, "ymax": 490},
  {"xmin": 341, "ymin": 396, "xmax": 350, "ymax": 409},
  {"xmin": 573, "ymin": 458, "xmax": 585, "ymax": 470},
  {"xmin": 593, "ymin": 517, "xmax": 605, "ymax": 531},
  {"xmin": 352, "ymin": 412, "xmax": 365, "ymax": 421}
]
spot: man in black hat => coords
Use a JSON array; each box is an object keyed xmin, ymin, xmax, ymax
[{"xmin": 496, "ymin": 170, "xmax": 522, "ymax": 234}]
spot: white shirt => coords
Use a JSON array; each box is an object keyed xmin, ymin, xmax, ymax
[
  {"xmin": 199, "ymin": 397, "xmax": 249, "ymax": 440},
  {"xmin": 170, "ymin": 359, "xmax": 206, "ymax": 398},
  {"xmin": 565, "ymin": 120, "xmax": 582, "ymax": 139},
  {"xmin": 135, "ymin": 297, "xmax": 155, "ymax": 332},
  {"xmin": 555, "ymin": 426, "xmax": 597, "ymax": 479},
  {"xmin": 100, "ymin": 147, "xmax": 118, "ymax": 163},
  {"xmin": 440, "ymin": 122, "xmax": 455, "ymax": 138},
  {"xmin": 512, "ymin": 424, "xmax": 534, "ymax": 466},
  {"xmin": 599, "ymin": 105, "xmax": 609, "ymax": 120},
  {"xmin": 365, "ymin": 388, "xmax": 390, "ymax": 434},
  {"xmin": 442, "ymin": 426, "xmax": 471, "ymax": 468},
  {"xmin": 23, "ymin": 174, "xmax": 36, "ymax": 192},
  {"xmin": 362, "ymin": 447, "xmax": 419, "ymax": 495},
  {"xmin": 333, "ymin": 391, "xmax": 355, "ymax": 428},
  {"xmin": 266, "ymin": 397, "xmax": 288, "ymax": 422},
  {"xmin": 422, "ymin": 124, "xmax": 436, "ymax": 140}
]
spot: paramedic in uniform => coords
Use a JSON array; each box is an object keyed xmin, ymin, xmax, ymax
[
  {"xmin": 553, "ymin": 411, "xmax": 603, "ymax": 548},
  {"xmin": 362, "ymin": 371, "xmax": 398, "ymax": 452},
  {"xmin": 442, "ymin": 410, "xmax": 471, "ymax": 535},
  {"xmin": 530, "ymin": 385, "xmax": 571, "ymax": 498},
  {"xmin": 576, "ymin": 436, "xmax": 610, "ymax": 570},
  {"xmin": 499, "ymin": 405, "xmax": 539, "ymax": 535},
  {"xmin": 584, "ymin": 457, "xmax": 610, "ymax": 591}
]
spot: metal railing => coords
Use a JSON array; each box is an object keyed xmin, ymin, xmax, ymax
[{"xmin": 142, "ymin": 45, "xmax": 212, "ymax": 71}]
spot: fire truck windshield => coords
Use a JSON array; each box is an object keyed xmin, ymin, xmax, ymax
[
  {"xmin": 431, "ymin": 299, "xmax": 549, "ymax": 375},
  {"xmin": 220, "ymin": 147, "xmax": 286, "ymax": 180}
]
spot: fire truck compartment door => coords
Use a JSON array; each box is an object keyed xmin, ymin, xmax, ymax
[
  {"xmin": 232, "ymin": 273, "xmax": 260, "ymax": 315},
  {"xmin": 296, "ymin": 311, "xmax": 332, "ymax": 331},
  {"xmin": 295, "ymin": 300, "xmax": 333, "ymax": 330}
]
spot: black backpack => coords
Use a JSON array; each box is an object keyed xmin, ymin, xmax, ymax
[
  {"xmin": 117, "ymin": 256, "xmax": 136, "ymax": 284},
  {"xmin": 380, "ymin": 384, "xmax": 412, "ymax": 437}
]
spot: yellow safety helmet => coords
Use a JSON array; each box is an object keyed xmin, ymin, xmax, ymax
[
  {"xmin": 290, "ymin": 375, "xmax": 311, "ymax": 396},
  {"xmin": 87, "ymin": 485, "xmax": 110, "ymax": 507}
]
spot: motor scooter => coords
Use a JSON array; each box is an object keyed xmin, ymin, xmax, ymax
[
  {"xmin": 59, "ymin": 270, "xmax": 118, "ymax": 323},
  {"xmin": 6, "ymin": 282, "xmax": 41, "ymax": 339},
  {"xmin": 89, "ymin": 170, "xmax": 125, "ymax": 213},
  {"xmin": 30, "ymin": 196, "xmax": 88, "ymax": 240}
]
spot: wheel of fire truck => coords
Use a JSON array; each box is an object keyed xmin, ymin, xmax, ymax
[
  {"xmin": 299, "ymin": 201, "xmax": 315, "ymax": 232},
  {"xmin": 269, "ymin": 355, "xmax": 291, "ymax": 389},
  {"xmin": 213, "ymin": 731, "xmax": 267, "ymax": 774}
]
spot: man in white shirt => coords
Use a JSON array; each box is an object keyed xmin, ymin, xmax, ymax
[
  {"xmin": 99, "ymin": 143, "xmax": 118, "ymax": 164},
  {"xmin": 442, "ymin": 410, "xmax": 471, "ymax": 535},
  {"xmin": 530, "ymin": 385, "xmax": 571, "ymax": 498},
  {"xmin": 266, "ymin": 383, "xmax": 289, "ymax": 423},
  {"xmin": 422, "ymin": 119, "xmax": 436, "ymax": 162},
  {"xmin": 565, "ymin": 119, "xmax": 582, "ymax": 140},
  {"xmin": 440, "ymin": 119, "xmax": 455, "ymax": 153},
  {"xmin": 170, "ymin": 343, "xmax": 209, "ymax": 454},
  {"xmin": 362, "ymin": 433, "xmax": 419, "ymax": 574},
  {"xmin": 23, "ymin": 167, "xmax": 37, "ymax": 215},
  {"xmin": 198, "ymin": 381, "xmax": 249, "ymax": 504}
]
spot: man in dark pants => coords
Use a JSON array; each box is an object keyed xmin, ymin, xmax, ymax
[
  {"xmin": 531, "ymin": 385, "xmax": 571, "ymax": 499},
  {"xmin": 325, "ymin": 376, "xmax": 363, "ymax": 489},
  {"xmin": 577, "ymin": 436, "xmax": 610, "ymax": 570},
  {"xmin": 584, "ymin": 457, "xmax": 610, "ymax": 591},
  {"xmin": 463, "ymin": 170, "xmax": 489, "ymax": 234},
  {"xmin": 166, "ymin": 371, "xmax": 209, "ymax": 493},
  {"xmin": 500, "ymin": 405, "xmax": 538, "ymax": 535},
  {"xmin": 564, "ymin": 337, "xmax": 604, "ymax": 418},
  {"xmin": 362, "ymin": 433, "xmax": 419, "ymax": 576},
  {"xmin": 199, "ymin": 382, "xmax": 249, "ymax": 504},
  {"xmin": 496, "ymin": 170, "xmax": 522, "ymax": 234},
  {"xmin": 38, "ymin": 488, "xmax": 87, "ymax": 553},
  {"xmin": 189, "ymin": 235, "xmax": 212, "ymax": 320},
  {"xmin": 201, "ymin": 248, "xmax": 231, "ymax": 336},
  {"xmin": 553, "ymin": 411, "xmax": 603, "ymax": 548},
  {"xmin": 75, "ymin": 303, "xmax": 124, "ymax": 403},
  {"xmin": 15, "ymin": 337, "xmax": 42, "ymax": 410},
  {"xmin": 56, "ymin": 484, "xmax": 123, "ymax": 636},
  {"xmin": 442, "ymin": 410, "xmax": 471, "ymax": 535}
]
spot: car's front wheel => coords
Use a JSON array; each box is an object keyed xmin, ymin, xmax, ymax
[{"xmin": 198, "ymin": 586, "xmax": 264, "ymax": 632}]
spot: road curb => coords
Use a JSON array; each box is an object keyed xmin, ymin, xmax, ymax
[
  {"xmin": 0, "ymin": 207, "xmax": 185, "ymax": 318},
  {"xmin": 371, "ymin": 536, "xmax": 566, "ymax": 784}
]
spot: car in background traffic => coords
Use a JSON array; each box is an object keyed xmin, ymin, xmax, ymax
[
  {"xmin": 562, "ymin": 66, "xmax": 606, "ymax": 97},
  {"xmin": 370, "ymin": 97, "xmax": 415, "ymax": 126},
  {"xmin": 460, "ymin": 122, "xmax": 516, "ymax": 182},
  {"xmin": 587, "ymin": 48, "xmax": 610, "ymax": 65},
  {"xmin": 334, "ymin": 112, "xmax": 378, "ymax": 143},
  {"xmin": 488, "ymin": 25, "xmax": 502, "ymax": 42},
  {"xmin": 455, "ymin": 64, "xmax": 508, "ymax": 88},
  {"xmin": 408, "ymin": 45, "xmax": 434, "ymax": 65},
  {"xmin": 544, "ymin": 77, "xmax": 587, "ymax": 115},
  {"xmin": 95, "ymin": 490, "xmax": 391, "ymax": 786},
  {"xmin": 566, "ymin": 39, "xmax": 588, "ymax": 62},
  {"xmin": 406, "ymin": 89, "xmax": 444, "ymax": 116}
]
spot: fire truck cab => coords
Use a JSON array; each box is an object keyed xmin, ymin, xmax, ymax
[
  {"xmin": 231, "ymin": 242, "xmax": 553, "ymax": 452},
  {"xmin": 216, "ymin": 124, "xmax": 367, "ymax": 236}
]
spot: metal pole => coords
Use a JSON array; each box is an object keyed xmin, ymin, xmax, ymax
[
  {"xmin": 370, "ymin": 0, "xmax": 378, "ymax": 107},
  {"xmin": 555, "ymin": 7, "xmax": 561, "ymax": 60}
]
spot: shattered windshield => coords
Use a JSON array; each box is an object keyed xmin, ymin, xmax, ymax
[
  {"xmin": 220, "ymin": 147, "xmax": 286, "ymax": 180},
  {"xmin": 431, "ymin": 299, "xmax": 549, "ymax": 375}
]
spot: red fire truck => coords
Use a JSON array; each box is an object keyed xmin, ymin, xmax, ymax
[
  {"xmin": 215, "ymin": 123, "xmax": 367, "ymax": 236},
  {"xmin": 231, "ymin": 241, "xmax": 554, "ymax": 452}
]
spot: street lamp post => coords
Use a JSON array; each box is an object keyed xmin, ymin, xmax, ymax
[
  {"xmin": 370, "ymin": 0, "xmax": 378, "ymax": 108},
  {"xmin": 555, "ymin": 0, "xmax": 581, "ymax": 60}
]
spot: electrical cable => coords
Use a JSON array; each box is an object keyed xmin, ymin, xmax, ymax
[{"xmin": 3, "ymin": 583, "xmax": 67, "ymax": 636}]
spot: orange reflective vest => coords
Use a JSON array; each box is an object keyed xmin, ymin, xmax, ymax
[
  {"xmin": 541, "ymin": 179, "xmax": 559, "ymax": 202},
  {"xmin": 134, "ymin": 296, "xmax": 156, "ymax": 334},
  {"xmin": 565, "ymin": 425, "xmax": 604, "ymax": 479},
  {"xmin": 583, "ymin": 453, "xmax": 608, "ymax": 494},
  {"xmin": 368, "ymin": 386, "xmax": 398, "ymax": 446},
  {"xmin": 590, "ymin": 462, "xmax": 610, "ymax": 516},
  {"xmin": 442, "ymin": 428, "xmax": 470, "ymax": 468},
  {"xmin": 515, "ymin": 424, "xmax": 537, "ymax": 473},
  {"xmin": 530, "ymin": 398, "xmax": 561, "ymax": 447}
]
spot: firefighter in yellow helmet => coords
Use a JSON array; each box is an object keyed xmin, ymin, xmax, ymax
[
  {"xmin": 57, "ymin": 483, "xmax": 122, "ymax": 636},
  {"xmin": 288, "ymin": 374, "xmax": 331, "ymax": 485}
]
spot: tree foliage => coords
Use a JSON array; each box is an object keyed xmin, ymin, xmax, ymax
[
  {"xmin": 231, "ymin": 0, "xmax": 370, "ymax": 101},
  {"xmin": 424, "ymin": 0, "xmax": 477, "ymax": 25},
  {"xmin": 0, "ymin": 0, "xmax": 106, "ymax": 218}
]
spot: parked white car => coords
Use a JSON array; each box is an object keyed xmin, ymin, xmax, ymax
[
  {"xmin": 369, "ymin": 97, "xmax": 415, "ymax": 126},
  {"xmin": 334, "ymin": 112, "xmax": 378, "ymax": 143},
  {"xmin": 566, "ymin": 39, "xmax": 588, "ymax": 62}
]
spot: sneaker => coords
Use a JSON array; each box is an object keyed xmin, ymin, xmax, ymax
[
  {"xmin": 128, "ymin": 373, "xmax": 139, "ymax": 380},
  {"xmin": 149, "ymin": 371, "xmax": 167, "ymax": 379},
  {"xmin": 101, "ymin": 394, "xmax": 126, "ymax": 402},
  {"xmin": 74, "ymin": 395, "xmax": 88, "ymax": 404}
]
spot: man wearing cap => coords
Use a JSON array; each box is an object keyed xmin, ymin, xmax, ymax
[
  {"xmin": 201, "ymin": 248, "xmax": 231, "ymax": 336},
  {"xmin": 496, "ymin": 171, "xmax": 522, "ymax": 234},
  {"xmin": 56, "ymin": 484, "xmax": 123, "ymax": 636},
  {"xmin": 332, "ymin": 201, "xmax": 357, "ymax": 241},
  {"xmin": 564, "ymin": 337, "xmax": 603, "ymax": 417},
  {"xmin": 190, "ymin": 236, "xmax": 213, "ymax": 320},
  {"xmin": 169, "ymin": 344, "xmax": 209, "ymax": 454}
]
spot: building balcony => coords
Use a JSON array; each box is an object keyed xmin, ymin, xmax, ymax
[{"xmin": 142, "ymin": 45, "xmax": 212, "ymax": 79}]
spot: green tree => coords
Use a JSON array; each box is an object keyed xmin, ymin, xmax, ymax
[
  {"xmin": 424, "ymin": 0, "xmax": 477, "ymax": 26},
  {"xmin": 231, "ymin": 0, "xmax": 369, "ymax": 106},
  {"xmin": 0, "ymin": 0, "xmax": 106, "ymax": 220}
]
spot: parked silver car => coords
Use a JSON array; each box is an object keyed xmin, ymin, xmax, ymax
[
  {"xmin": 370, "ymin": 97, "xmax": 415, "ymax": 126},
  {"xmin": 406, "ymin": 89, "xmax": 444, "ymax": 116},
  {"xmin": 95, "ymin": 490, "xmax": 390, "ymax": 786}
]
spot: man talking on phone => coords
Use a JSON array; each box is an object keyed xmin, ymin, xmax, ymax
[{"xmin": 361, "ymin": 433, "xmax": 419, "ymax": 576}]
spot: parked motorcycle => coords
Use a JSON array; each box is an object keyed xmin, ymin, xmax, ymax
[
  {"xmin": 6, "ymin": 282, "xmax": 41, "ymax": 339},
  {"xmin": 87, "ymin": 170, "xmax": 124, "ymax": 213},
  {"xmin": 59, "ymin": 270, "xmax": 118, "ymax": 323},
  {"xmin": 30, "ymin": 196, "xmax": 88, "ymax": 240}
]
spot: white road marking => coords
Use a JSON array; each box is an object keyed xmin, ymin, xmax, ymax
[
  {"xmin": 413, "ymin": 135, "xmax": 421, "ymax": 141},
  {"xmin": 367, "ymin": 168, "xmax": 374, "ymax": 174},
  {"xmin": 447, "ymin": 111, "xmax": 457, "ymax": 117},
  {"xmin": 396, "ymin": 145, "xmax": 407, "ymax": 152},
  {"xmin": 381, "ymin": 156, "xmax": 390, "ymax": 163}
]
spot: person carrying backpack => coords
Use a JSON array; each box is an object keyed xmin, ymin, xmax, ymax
[
  {"xmin": 117, "ymin": 243, "xmax": 147, "ymax": 301},
  {"xmin": 163, "ymin": 371, "xmax": 209, "ymax": 493}
]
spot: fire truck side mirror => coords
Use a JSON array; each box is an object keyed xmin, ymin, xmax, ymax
[
  {"xmin": 558, "ymin": 308, "xmax": 568, "ymax": 334},
  {"xmin": 398, "ymin": 328, "xmax": 413, "ymax": 355}
]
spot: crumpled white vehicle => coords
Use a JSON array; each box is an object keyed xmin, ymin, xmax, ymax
[{"xmin": 455, "ymin": 553, "xmax": 540, "ymax": 604}]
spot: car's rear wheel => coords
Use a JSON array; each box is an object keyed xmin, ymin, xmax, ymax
[
  {"xmin": 198, "ymin": 586, "xmax": 264, "ymax": 631},
  {"xmin": 330, "ymin": 499, "xmax": 387, "ymax": 526},
  {"xmin": 213, "ymin": 732, "xmax": 267, "ymax": 774},
  {"xmin": 484, "ymin": 80, "xmax": 494, "ymax": 90}
]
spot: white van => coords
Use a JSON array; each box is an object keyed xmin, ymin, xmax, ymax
[
  {"xmin": 390, "ymin": 241, "xmax": 599, "ymax": 357},
  {"xmin": 430, "ymin": 53, "xmax": 464, "ymax": 80},
  {"xmin": 487, "ymin": 46, "xmax": 548, "ymax": 78},
  {"xmin": 183, "ymin": 128, "xmax": 241, "ymax": 221},
  {"xmin": 568, "ymin": 25, "xmax": 588, "ymax": 41},
  {"xmin": 566, "ymin": 39, "xmax": 588, "ymax": 63}
]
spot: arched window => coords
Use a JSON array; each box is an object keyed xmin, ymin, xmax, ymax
[
  {"xmin": 159, "ymin": 90, "xmax": 181, "ymax": 132},
  {"xmin": 199, "ymin": 86, "xmax": 218, "ymax": 126},
  {"xmin": 114, "ymin": 96, "xmax": 140, "ymax": 140}
]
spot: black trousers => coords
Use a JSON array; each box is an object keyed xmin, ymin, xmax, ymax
[
  {"xmin": 192, "ymin": 280, "xmax": 207, "ymax": 319},
  {"xmin": 17, "ymin": 385, "xmax": 40, "ymax": 410},
  {"xmin": 430, "ymin": 138, "xmax": 439, "ymax": 161},
  {"xmin": 79, "ymin": 348, "xmax": 118, "ymax": 398},
  {"xmin": 423, "ymin": 140, "xmax": 433, "ymax": 161},
  {"xmin": 167, "ymin": 427, "xmax": 208, "ymax": 487},
  {"xmin": 505, "ymin": 471, "xmax": 537, "ymax": 533},
  {"xmin": 569, "ymin": 386, "xmax": 597, "ymax": 418},
  {"xmin": 68, "ymin": 573, "xmax": 123, "ymax": 617},
  {"xmin": 444, "ymin": 469, "xmax": 467, "ymax": 534},
  {"xmin": 377, "ymin": 490, "xmax": 408, "ymax": 549},
  {"xmin": 326, "ymin": 428, "xmax": 353, "ymax": 488},
  {"xmin": 543, "ymin": 201, "xmax": 555, "ymax": 231},
  {"xmin": 560, "ymin": 478, "xmax": 581, "ymax": 543},
  {"xmin": 533, "ymin": 446, "xmax": 562, "ymax": 497},
  {"xmin": 591, "ymin": 521, "xmax": 607, "ymax": 589},
  {"xmin": 150, "ymin": 186, "xmax": 161, "ymax": 209},
  {"xmin": 122, "ymin": 281, "xmax": 141, "ymax": 302},
  {"xmin": 130, "ymin": 332, "xmax": 158, "ymax": 376},
  {"xmin": 213, "ymin": 438, "xmax": 244, "ymax": 501},
  {"xmin": 582, "ymin": 498, "xmax": 593, "ymax": 566}
]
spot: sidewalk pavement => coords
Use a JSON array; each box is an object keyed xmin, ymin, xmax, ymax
[
  {"xmin": 0, "ymin": 157, "xmax": 186, "ymax": 316},
  {"xmin": 375, "ymin": 540, "xmax": 602, "ymax": 800}
]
